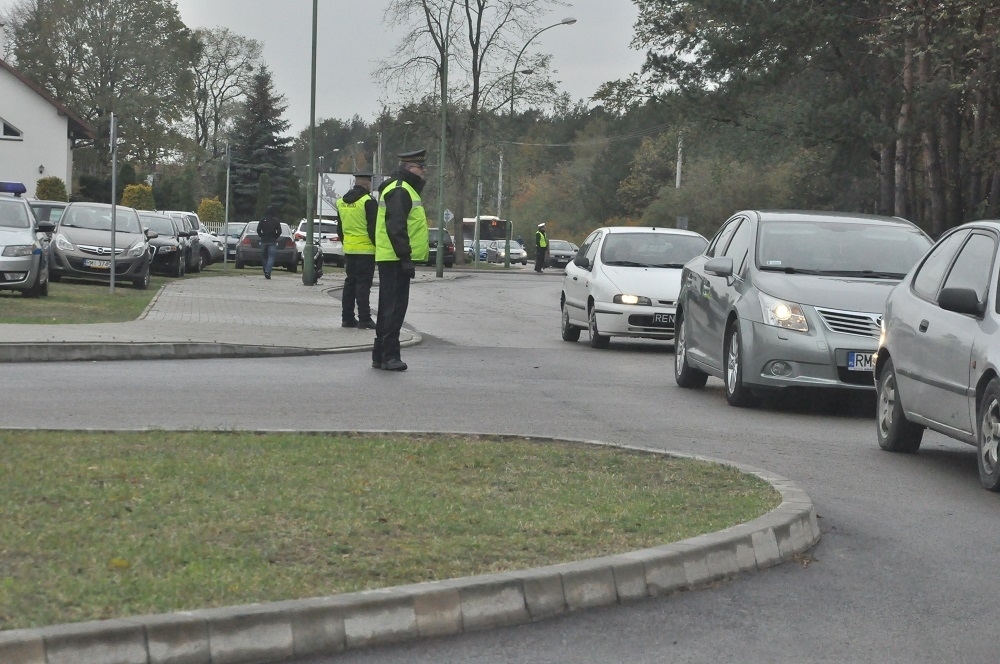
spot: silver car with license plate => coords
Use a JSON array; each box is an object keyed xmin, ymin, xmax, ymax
[
  {"xmin": 674, "ymin": 210, "xmax": 931, "ymax": 406},
  {"xmin": 874, "ymin": 220, "xmax": 1000, "ymax": 490},
  {"xmin": 561, "ymin": 226, "xmax": 708, "ymax": 348},
  {"xmin": 0, "ymin": 183, "xmax": 55, "ymax": 297}
]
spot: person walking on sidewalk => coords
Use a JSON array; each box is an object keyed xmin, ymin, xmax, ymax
[
  {"xmin": 534, "ymin": 222, "xmax": 548, "ymax": 273},
  {"xmin": 257, "ymin": 212, "xmax": 282, "ymax": 279},
  {"xmin": 337, "ymin": 171, "xmax": 378, "ymax": 329},
  {"xmin": 371, "ymin": 149, "xmax": 429, "ymax": 372}
]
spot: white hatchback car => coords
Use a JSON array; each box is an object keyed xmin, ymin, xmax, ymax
[
  {"xmin": 294, "ymin": 219, "xmax": 344, "ymax": 267},
  {"xmin": 561, "ymin": 226, "xmax": 708, "ymax": 348}
]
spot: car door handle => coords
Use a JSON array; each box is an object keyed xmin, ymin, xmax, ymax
[{"xmin": 919, "ymin": 319, "xmax": 929, "ymax": 333}]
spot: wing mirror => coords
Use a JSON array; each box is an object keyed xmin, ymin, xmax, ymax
[
  {"xmin": 146, "ymin": 230, "xmax": 159, "ymax": 240},
  {"xmin": 938, "ymin": 287, "xmax": 984, "ymax": 317},
  {"xmin": 704, "ymin": 256, "xmax": 734, "ymax": 278},
  {"xmin": 574, "ymin": 255, "xmax": 590, "ymax": 269}
]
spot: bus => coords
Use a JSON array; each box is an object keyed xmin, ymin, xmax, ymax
[{"xmin": 462, "ymin": 216, "xmax": 509, "ymax": 242}]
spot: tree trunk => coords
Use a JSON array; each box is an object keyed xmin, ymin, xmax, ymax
[
  {"xmin": 988, "ymin": 150, "xmax": 1000, "ymax": 218},
  {"xmin": 967, "ymin": 38, "xmax": 992, "ymax": 218},
  {"xmin": 941, "ymin": 100, "xmax": 963, "ymax": 228},
  {"xmin": 895, "ymin": 40, "xmax": 913, "ymax": 220},
  {"xmin": 917, "ymin": 21, "xmax": 946, "ymax": 236}
]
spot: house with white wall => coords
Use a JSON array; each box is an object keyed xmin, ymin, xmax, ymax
[{"xmin": 0, "ymin": 22, "xmax": 94, "ymax": 197}]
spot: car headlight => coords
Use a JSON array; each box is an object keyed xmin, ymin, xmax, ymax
[
  {"xmin": 125, "ymin": 241, "xmax": 146, "ymax": 257},
  {"xmin": 614, "ymin": 294, "xmax": 652, "ymax": 306},
  {"xmin": 158, "ymin": 245, "xmax": 178, "ymax": 253},
  {"xmin": 55, "ymin": 233, "xmax": 75, "ymax": 252},
  {"xmin": 2, "ymin": 244, "xmax": 35, "ymax": 257},
  {"xmin": 759, "ymin": 292, "xmax": 808, "ymax": 332}
]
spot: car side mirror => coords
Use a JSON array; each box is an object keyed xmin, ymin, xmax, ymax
[
  {"xmin": 146, "ymin": 230, "xmax": 159, "ymax": 240},
  {"xmin": 37, "ymin": 221, "xmax": 55, "ymax": 233},
  {"xmin": 704, "ymin": 256, "xmax": 734, "ymax": 278},
  {"xmin": 574, "ymin": 255, "xmax": 590, "ymax": 269},
  {"xmin": 938, "ymin": 287, "xmax": 984, "ymax": 317}
]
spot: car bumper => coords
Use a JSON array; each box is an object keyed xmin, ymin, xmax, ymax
[
  {"xmin": 741, "ymin": 319, "xmax": 877, "ymax": 391},
  {"xmin": 236, "ymin": 248, "xmax": 297, "ymax": 265},
  {"xmin": 0, "ymin": 254, "xmax": 42, "ymax": 290},
  {"xmin": 593, "ymin": 302, "xmax": 677, "ymax": 340},
  {"xmin": 50, "ymin": 250, "xmax": 148, "ymax": 280}
]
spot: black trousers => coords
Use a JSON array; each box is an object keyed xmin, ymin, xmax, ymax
[
  {"xmin": 342, "ymin": 253, "xmax": 375, "ymax": 322},
  {"xmin": 535, "ymin": 247, "xmax": 547, "ymax": 272},
  {"xmin": 373, "ymin": 260, "xmax": 411, "ymax": 364}
]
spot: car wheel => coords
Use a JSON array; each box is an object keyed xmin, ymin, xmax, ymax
[
  {"xmin": 235, "ymin": 258, "xmax": 245, "ymax": 269},
  {"xmin": 133, "ymin": 267, "xmax": 150, "ymax": 290},
  {"xmin": 977, "ymin": 378, "xmax": 1000, "ymax": 491},
  {"xmin": 588, "ymin": 303, "xmax": 610, "ymax": 349},
  {"xmin": 674, "ymin": 311, "xmax": 708, "ymax": 388},
  {"xmin": 561, "ymin": 302, "xmax": 581, "ymax": 342},
  {"xmin": 876, "ymin": 357, "xmax": 924, "ymax": 453},
  {"xmin": 724, "ymin": 322, "xmax": 755, "ymax": 407},
  {"xmin": 200, "ymin": 247, "xmax": 212, "ymax": 268},
  {"xmin": 288, "ymin": 260, "xmax": 298, "ymax": 273},
  {"xmin": 22, "ymin": 269, "xmax": 44, "ymax": 297}
]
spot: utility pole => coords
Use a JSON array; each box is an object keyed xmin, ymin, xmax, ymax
[
  {"xmin": 223, "ymin": 142, "xmax": 231, "ymax": 265},
  {"xmin": 109, "ymin": 113, "xmax": 117, "ymax": 294}
]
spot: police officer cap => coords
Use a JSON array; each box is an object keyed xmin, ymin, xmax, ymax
[
  {"xmin": 354, "ymin": 171, "xmax": 373, "ymax": 179},
  {"xmin": 537, "ymin": 223, "xmax": 546, "ymax": 228},
  {"xmin": 398, "ymin": 148, "xmax": 427, "ymax": 164}
]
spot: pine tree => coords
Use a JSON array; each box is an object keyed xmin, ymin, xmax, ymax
[{"xmin": 229, "ymin": 67, "xmax": 293, "ymax": 223}]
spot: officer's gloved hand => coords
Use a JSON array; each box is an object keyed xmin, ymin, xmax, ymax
[{"xmin": 401, "ymin": 260, "xmax": 415, "ymax": 279}]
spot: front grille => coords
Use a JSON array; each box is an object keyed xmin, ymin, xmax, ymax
[
  {"xmin": 815, "ymin": 307, "xmax": 881, "ymax": 338},
  {"xmin": 78, "ymin": 244, "xmax": 123, "ymax": 256}
]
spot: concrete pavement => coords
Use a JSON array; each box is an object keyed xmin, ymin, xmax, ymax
[{"xmin": 0, "ymin": 272, "xmax": 820, "ymax": 664}]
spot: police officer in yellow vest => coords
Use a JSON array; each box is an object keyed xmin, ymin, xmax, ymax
[
  {"xmin": 534, "ymin": 222, "xmax": 549, "ymax": 273},
  {"xmin": 336, "ymin": 171, "xmax": 378, "ymax": 328},
  {"xmin": 372, "ymin": 149, "xmax": 429, "ymax": 371}
]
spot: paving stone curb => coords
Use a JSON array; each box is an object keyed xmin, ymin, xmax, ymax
[{"xmin": 0, "ymin": 434, "xmax": 820, "ymax": 664}]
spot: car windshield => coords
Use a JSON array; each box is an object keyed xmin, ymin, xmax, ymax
[
  {"xmin": 60, "ymin": 205, "xmax": 141, "ymax": 233},
  {"xmin": 549, "ymin": 240, "xmax": 574, "ymax": 251},
  {"xmin": 601, "ymin": 232, "xmax": 708, "ymax": 268},
  {"xmin": 140, "ymin": 216, "xmax": 177, "ymax": 236},
  {"xmin": 756, "ymin": 220, "xmax": 932, "ymax": 277},
  {"xmin": 30, "ymin": 203, "xmax": 65, "ymax": 223},
  {"xmin": 0, "ymin": 199, "xmax": 31, "ymax": 228}
]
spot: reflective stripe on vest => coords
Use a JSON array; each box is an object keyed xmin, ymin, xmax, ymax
[
  {"xmin": 375, "ymin": 180, "xmax": 429, "ymax": 262},
  {"xmin": 337, "ymin": 194, "xmax": 375, "ymax": 255}
]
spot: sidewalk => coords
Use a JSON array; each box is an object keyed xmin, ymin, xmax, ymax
[{"xmin": 0, "ymin": 271, "xmax": 426, "ymax": 362}]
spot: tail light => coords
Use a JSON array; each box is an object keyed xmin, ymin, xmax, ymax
[
  {"xmin": 240, "ymin": 237, "xmax": 251, "ymax": 245},
  {"xmin": 294, "ymin": 232, "xmax": 305, "ymax": 240},
  {"xmin": 281, "ymin": 238, "xmax": 294, "ymax": 248}
]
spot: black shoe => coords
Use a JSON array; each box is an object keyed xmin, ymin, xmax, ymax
[
  {"xmin": 381, "ymin": 358, "xmax": 408, "ymax": 371},
  {"xmin": 264, "ymin": 272, "xmax": 271, "ymax": 279},
  {"xmin": 342, "ymin": 319, "xmax": 358, "ymax": 328},
  {"xmin": 372, "ymin": 361, "xmax": 383, "ymax": 369},
  {"xmin": 358, "ymin": 319, "xmax": 376, "ymax": 329}
]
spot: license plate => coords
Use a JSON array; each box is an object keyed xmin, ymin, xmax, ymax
[
  {"xmin": 83, "ymin": 259, "xmax": 111, "ymax": 269},
  {"xmin": 652, "ymin": 313, "xmax": 675, "ymax": 326},
  {"xmin": 847, "ymin": 351, "xmax": 874, "ymax": 371}
]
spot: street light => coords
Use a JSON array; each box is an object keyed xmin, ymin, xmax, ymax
[
  {"xmin": 435, "ymin": 0, "xmax": 460, "ymax": 278},
  {"xmin": 402, "ymin": 120, "xmax": 414, "ymax": 150},
  {"xmin": 352, "ymin": 141, "xmax": 364, "ymax": 171},
  {"xmin": 506, "ymin": 17, "xmax": 576, "ymax": 268}
]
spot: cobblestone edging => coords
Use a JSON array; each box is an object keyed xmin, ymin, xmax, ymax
[{"xmin": 0, "ymin": 436, "xmax": 820, "ymax": 664}]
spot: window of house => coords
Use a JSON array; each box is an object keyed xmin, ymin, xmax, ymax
[{"xmin": 1, "ymin": 118, "xmax": 23, "ymax": 139}]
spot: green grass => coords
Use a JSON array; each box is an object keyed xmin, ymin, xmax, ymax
[
  {"xmin": 0, "ymin": 431, "xmax": 780, "ymax": 630},
  {"xmin": 0, "ymin": 262, "xmax": 243, "ymax": 324}
]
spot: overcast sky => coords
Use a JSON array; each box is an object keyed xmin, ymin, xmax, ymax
[{"xmin": 1, "ymin": 0, "xmax": 646, "ymax": 134}]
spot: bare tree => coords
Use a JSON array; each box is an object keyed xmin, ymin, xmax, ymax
[
  {"xmin": 191, "ymin": 27, "xmax": 263, "ymax": 159},
  {"xmin": 376, "ymin": 0, "xmax": 566, "ymax": 262}
]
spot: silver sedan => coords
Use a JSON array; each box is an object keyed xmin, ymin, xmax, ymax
[{"xmin": 674, "ymin": 210, "xmax": 931, "ymax": 407}]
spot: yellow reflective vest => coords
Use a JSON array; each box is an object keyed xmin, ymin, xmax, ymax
[
  {"xmin": 536, "ymin": 230, "xmax": 548, "ymax": 249},
  {"xmin": 375, "ymin": 180, "xmax": 429, "ymax": 263},
  {"xmin": 337, "ymin": 193, "xmax": 375, "ymax": 255}
]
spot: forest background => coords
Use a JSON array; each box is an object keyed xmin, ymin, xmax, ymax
[{"xmin": 4, "ymin": 0, "xmax": 1000, "ymax": 251}]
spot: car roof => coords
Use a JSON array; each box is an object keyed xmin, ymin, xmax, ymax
[
  {"xmin": 949, "ymin": 220, "xmax": 1000, "ymax": 233},
  {"xmin": 65, "ymin": 201, "xmax": 136, "ymax": 211},
  {"xmin": 743, "ymin": 210, "xmax": 920, "ymax": 228},
  {"xmin": 601, "ymin": 226, "xmax": 707, "ymax": 239}
]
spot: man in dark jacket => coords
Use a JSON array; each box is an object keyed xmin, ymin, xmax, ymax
[
  {"xmin": 257, "ymin": 213, "xmax": 282, "ymax": 279},
  {"xmin": 336, "ymin": 172, "xmax": 378, "ymax": 328},
  {"xmin": 371, "ymin": 149, "xmax": 430, "ymax": 371}
]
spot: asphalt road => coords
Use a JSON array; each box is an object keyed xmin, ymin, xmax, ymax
[{"xmin": 1, "ymin": 271, "xmax": 994, "ymax": 663}]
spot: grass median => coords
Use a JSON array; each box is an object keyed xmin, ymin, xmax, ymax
[{"xmin": 0, "ymin": 431, "xmax": 780, "ymax": 630}]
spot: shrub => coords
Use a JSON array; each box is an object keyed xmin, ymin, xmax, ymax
[
  {"xmin": 198, "ymin": 197, "xmax": 224, "ymax": 224},
  {"xmin": 35, "ymin": 176, "xmax": 69, "ymax": 201},
  {"xmin": 120, "ymin": 183, "xmax": 156, "ymax": 210}
]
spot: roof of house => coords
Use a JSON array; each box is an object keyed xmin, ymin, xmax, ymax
[{"xmin": 0, "ymin": 58, "xmax": 95, "ymax": 140}]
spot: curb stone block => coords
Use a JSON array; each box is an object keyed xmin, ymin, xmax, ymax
[
  {"xmin": 412, "ymin": 589, "xmax": 462, "ymax": 637},
  {"xmin": 203, "ymin": 605, "xmax": 294, "ymax": 664},
  {"xmin": 448, "ymin": 574, "xmax": 528, "ymax": 631},
  {"xmin": 341, "ymin": 590, "xmax": 417, "ymax": 649},
  {"xmin": 751, "ymin": 528, "xmax": 782, "ymax": 568},
  {"xmin": 519, "ymin": 568, "xmax": 567, "ymax": 619},
  {"xmin": 705, "ymin": 541, "xmax": 741, "ymax": 578},
  {"xmin": 559, "ymin": 562, "xmax": 618, "ymax": 610},
  {"xmin": 142, "ymin": 612, "xmax": 210, "ymax": 664},
  {"xmin": 289, "ymin": 598, "xmax": 347, "ymax": 658},
  {"xmin": 41, "ymin": 619, "xmax": 147, "ymax": 664},
  {"xmin": 682, "ymin": 549, "xmax": 713, "ymax": 587},
  {"xmin": 736, "ymin": 539, "xmax": 759, "ymax": 572},
  {"xmin": 611, "ymin": 557, "xmax": 649, "ymax": 601},
  {"xmin": 0, "ymin": 630, "xmax": 45, "ymax": 664},
  {"xmin": 630, "ymin": 547, "xmax": 689, "ymax": 596}
]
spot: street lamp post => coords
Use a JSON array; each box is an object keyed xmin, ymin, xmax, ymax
[
  {"xmin": 304, "ymin": 0, "xmax": 320, "ymax": 285},
  {"xmin": 352, "ymin": 141, "xmax": 364, "ymax": 171},
  {"xmin": 435, "ymin": 1, "xmax": 460, "ymax": 279},
  {"xmin": 506, "ymin": 17, "xmax": 576, "ymax": 269}
]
